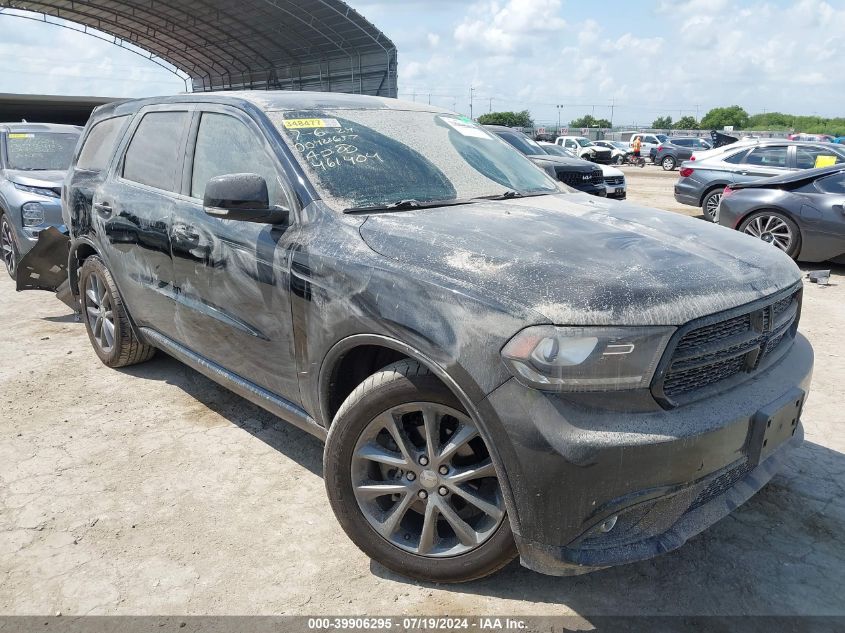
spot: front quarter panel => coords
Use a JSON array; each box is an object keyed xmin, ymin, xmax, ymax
[{"xmin": 293, "ymin": 202, "xmax": 547, "ymax": 426}]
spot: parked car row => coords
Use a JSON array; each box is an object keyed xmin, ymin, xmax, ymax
[
  {"xmin": 3, "ymin": 93, "xmax": 813, "ymax": 585},
  {"xmin": 674, "ymin": 139, "xmax": 845, "ymax": 220}
]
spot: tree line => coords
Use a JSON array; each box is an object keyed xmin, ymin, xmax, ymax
[{"xmin": 476, "ymin": 107, "xmax": 845, "ymax": 136}]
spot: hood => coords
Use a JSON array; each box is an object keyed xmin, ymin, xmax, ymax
[
  {"xmin": 599, "ymin": 164, "xmax": 624, "ymax": 178},
  {"xmin": 4, "ymin": 169, "xmax": 66, "ymax": 188},
  {"xmin": 359, "ymin": 193, "xmax": 801, "ymax": 326},
  {"xmin": 527, "ymin": 154, "xmax": 596, "ymax": 171}
]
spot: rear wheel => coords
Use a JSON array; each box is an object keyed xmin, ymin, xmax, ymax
[
  {"xmin": 739, "ymin": 211, "xmax": 801, "ymax": 259},
  {"xmin": 701, "ymin": 189, "xmax": 723, "ymax": 221},
  {"xmin": 661, "ymin": 156, "xmax": 677, "ymax": 171},
  {"xmin": 79, "ymin": 256, "xmax": 156, "ymax": 367},
  {"xmin": 324, "ymin": 360, "xmax": 516, "ymax": 583},
  {"xmin": 0, "ymin": 213, "xmax": 18, "ymax": 279}
]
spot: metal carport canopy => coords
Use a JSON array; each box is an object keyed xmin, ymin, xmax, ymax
[{"xmin": 0, "ymin": 0, "xmax": 397, "ymax": 96}]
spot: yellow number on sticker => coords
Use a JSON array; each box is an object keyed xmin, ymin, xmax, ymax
[
  {"xmin": 284, "ymin": 119, "xmax": 327, "ymax": 129},
  {"xmin": 815, "ymin": 155, "xmax": 837, "ymax": 168}
]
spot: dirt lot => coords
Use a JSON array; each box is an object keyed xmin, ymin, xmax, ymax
[{"xmin": 1, "ymin": 167, "xmax": 844, "ymax": 618}]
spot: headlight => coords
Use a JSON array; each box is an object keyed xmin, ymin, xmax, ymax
[
  {"xmin": 21, "ymin": 202, "xmax": 45, "ymax": 227},
  {"xmin": 13, "ymin": 182, "xmax": 59, "ymax": 198},
  {"xmin": 501, "ymin": 325, "xmax": 675, "ymax": 392}
]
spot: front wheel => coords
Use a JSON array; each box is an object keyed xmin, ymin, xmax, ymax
[
  {"xmin": 324, "ymin": 360, "xmax": 516, "ymax": 583},
  {"xmin": 615, "ymin": 155, "xmax": 624, "ymax": 165},
  {"xmin": 0, "ymin": 213, "xmax": 18, "ymax": 279},
  {"xmin": 738, "ymin": 211, "xmax": 801, "ymax": 258}
]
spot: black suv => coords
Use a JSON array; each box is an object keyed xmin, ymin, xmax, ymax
[
  {"xmin": 654, "ymin": 137, "xmax": 713, "ymax": 171},
  {"xmin": 20, "ymin": 92, "xmax": 812, "ymax": 582},
  {"xmin": 484, "ymin": 125, "xmax": 606, "ymax": 196}
]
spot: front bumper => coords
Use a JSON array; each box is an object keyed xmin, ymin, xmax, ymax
[
  {"xmin": 573, "ymin": 183, "xmax": 607, "ymax": 197},
  {"xmin": 483, "ymin": 333, "xmax": 813, "ymax": 575}
]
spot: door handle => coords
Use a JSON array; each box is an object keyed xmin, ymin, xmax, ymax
[{"xmin": 93, "ymin": 201, "xmax": 112, "ymax": 214}]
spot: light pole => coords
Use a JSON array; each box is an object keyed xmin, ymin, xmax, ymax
[
  {"xmin": 557, "ymin": 104, "xmax": 562, "ymax": 132},
  {"xmin": 469, "ymin": 86, "xmax": 475, "ymax": 120}
]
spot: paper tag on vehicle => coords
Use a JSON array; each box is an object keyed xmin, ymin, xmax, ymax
[
  {"xmin": 283, "ymin": 118, "xmax": 341, "ymax": 129},
  {"xmin": 440, "ymin": 117, "xmax": 492, "ymax": 139},
  {"xmin": 8, "ymin": 133, "xmax": 33, "ymax": 139},
  {"xmin": 815, "ymin": 155, "xmax": 837, "ymax": 168}
]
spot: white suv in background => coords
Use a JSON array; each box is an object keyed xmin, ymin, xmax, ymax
[{"xmin": 626, "ymin": 132, "xmax": 668, "ymax": 160}]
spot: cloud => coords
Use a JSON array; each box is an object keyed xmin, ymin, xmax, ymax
[{"xmin": 454, "ymin": 0, "xmax": 566, "ymax": 55}]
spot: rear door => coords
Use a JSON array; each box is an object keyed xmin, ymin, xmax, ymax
[
  {"xmin": 97, "ymin": 105, "xmax": 191, "ymax": 336},
  {"xmin": 732, "ymin": 145, "xmax": 790, "ymax": 183},
  {"xmin": 170, "ymin": 104, "xmax": 301, "ymax": 402}
]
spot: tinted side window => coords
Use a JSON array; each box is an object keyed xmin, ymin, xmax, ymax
[
  {"xmin": 724, "ymin": 149, "xmax": 749, "ymax": 164},
  {"xmin": 673, "ymin": 139, "xmax": 691, "ymax": 147},
  {"xmin": 795, "ymin": 146, "xmax": 843, "ymax": 169},
  {"xmin": 743, "ymin": 146, "xmax": 787, "ymax": 167},
  {"xmin": 77, "ymin": 116, "xmax": 129, "ymax": 171},
  {"xmin": 816, "ymin": 173, "xmax": 845, "ymax": 194},
  {"xmin": 123, "ymin": 112, "xmax": 188, "ymax": 192},
  {"xmin": 190, "ymin": 113, "xmax": 282, "ymax": 202}
]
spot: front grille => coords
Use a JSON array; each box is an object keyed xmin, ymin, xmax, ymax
[
  {"xmin": 656, "ymin": 289, "xmax": 800, "ymax": 404},
  {"xmin": 604, "ymin": 176, "xmax": 624, "ymax": 186},
  {"xmin": 591, "ymin": 169, "xmax": 603, "ymax": 184},
  {"xmin": 689, "ymin": 460, "xmax": 752, "ymax": 510},
  {"xmin": 557, "ymin": 170, "xmax": 595, "ymax": 188}
]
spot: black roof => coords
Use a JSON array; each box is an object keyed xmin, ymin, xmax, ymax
[{"xmin": 89, "ymin": 91, "xmax": 451, "ymax": 122}]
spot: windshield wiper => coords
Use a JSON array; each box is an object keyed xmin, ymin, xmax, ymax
[
  {"xmin": 343, "ymin": 198, "xmax": 473, "ymax": 214},
  {"xmin": 472, "ymin": 190, "xmax": 551, "ymax": 201}
]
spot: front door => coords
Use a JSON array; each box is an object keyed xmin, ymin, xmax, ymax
[{"xmin": 169, "ymin": 106, "xmax": 301, "ymax": 404}]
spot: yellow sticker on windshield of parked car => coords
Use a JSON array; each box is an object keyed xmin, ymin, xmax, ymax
[
  {"xmin": 8, "ymin": 133, "xmax": 33, "ymax": 139},
  {"xmin": 815, "ymin": 155, "xmax": 837, "ymax": 168},
  {"xmin": 283, "ymin": 118, "xmax": 341, "ymax": 129}
]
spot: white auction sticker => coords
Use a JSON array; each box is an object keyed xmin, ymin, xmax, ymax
[{"xmin": 440, "ymin": 116, "xmax": 492, "ymax": 139}]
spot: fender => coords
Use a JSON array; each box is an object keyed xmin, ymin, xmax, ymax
[{"xmin": 317, "ymin": 333, "xmax": 523, "ymax": 535}]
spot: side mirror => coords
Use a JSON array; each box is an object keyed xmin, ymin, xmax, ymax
[{"xmin": 203, "ymin": 173, "xmax": 289, "ymax": 224}]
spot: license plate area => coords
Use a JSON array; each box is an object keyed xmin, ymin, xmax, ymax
[{"xmin": 747, "ymin": 388, "xmax": 804, "ymax": 467}]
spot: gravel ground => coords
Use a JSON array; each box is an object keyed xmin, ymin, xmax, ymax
[{"xmin": 1, "ymin": 167, "xmax": 843, "ymax": 617}]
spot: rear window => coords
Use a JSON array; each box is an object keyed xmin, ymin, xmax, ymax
[
  {"xmin": 816, "ymin": 173, "xmax": 845, "ymax": 194},
  {"xmin": 77, "ymin": 116, "xmax": 129, "ymax": 171},
  {"xmin": 743, "ymin": 146, "xmax": 788, "ymax": 167},
  {"xmin": 122, "ymin": 111, "xmax": 189, "ymax": 192}
]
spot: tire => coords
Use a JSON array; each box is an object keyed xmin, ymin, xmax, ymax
[
  {"xmin": 324, "ymin": 360, "xmax": 517, "ymax": 583},
  {"xmin": 701, "ymin": 188, "xmax": 724, "ymax": 222},
  {"xmin": 615, "ymin": 155, "xmax": 624, "ymax": 165},
  {"xmin": 661, "ymin": 156, "xmax": 677, "ymax": 171},
  {"xmin": 78, "ymin": 255, "xmax": 156, "ymax": 367},
  {"xmin": 0, "ymin": 213, "xmax": 18, "ymax": 280},
  {"xmin": 738, "ymin": 210, "xmax": 802, "ymax": 259}
]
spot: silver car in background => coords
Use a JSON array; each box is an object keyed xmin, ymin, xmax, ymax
[
  {"xmin": 0, "ymin": 123, "xmax": 81, "ymax": 278},
  {"xmin": 674, "ymin": 139, "xmax": 845, "ymax": 221}
]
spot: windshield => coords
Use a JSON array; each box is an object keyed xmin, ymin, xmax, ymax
[
  {"xmin": 5, "ymin": 132, "xmax": 79, "ymax": 170},
  {"xmin": 541, "ymin": 144, "xmax": 571, "ymax": 158},
  {"xmin": 610, "ymin": 141, "xmax": 627, "ymax": 150},
  {"xmin": 575, "ymin": 138, "xmax": 594, "ymax": 147},
  {"xmin": 496, "ymin": 130, "xmax": 546, "ymax": 156},
  {"xmin": 271, "ymin": 110, "xmax": 558, "ymax": 210}
]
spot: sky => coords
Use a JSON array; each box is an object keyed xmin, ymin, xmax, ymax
[{"xmin": 0, "ymin": 0, "xmax": 843, "ymax": 127}]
